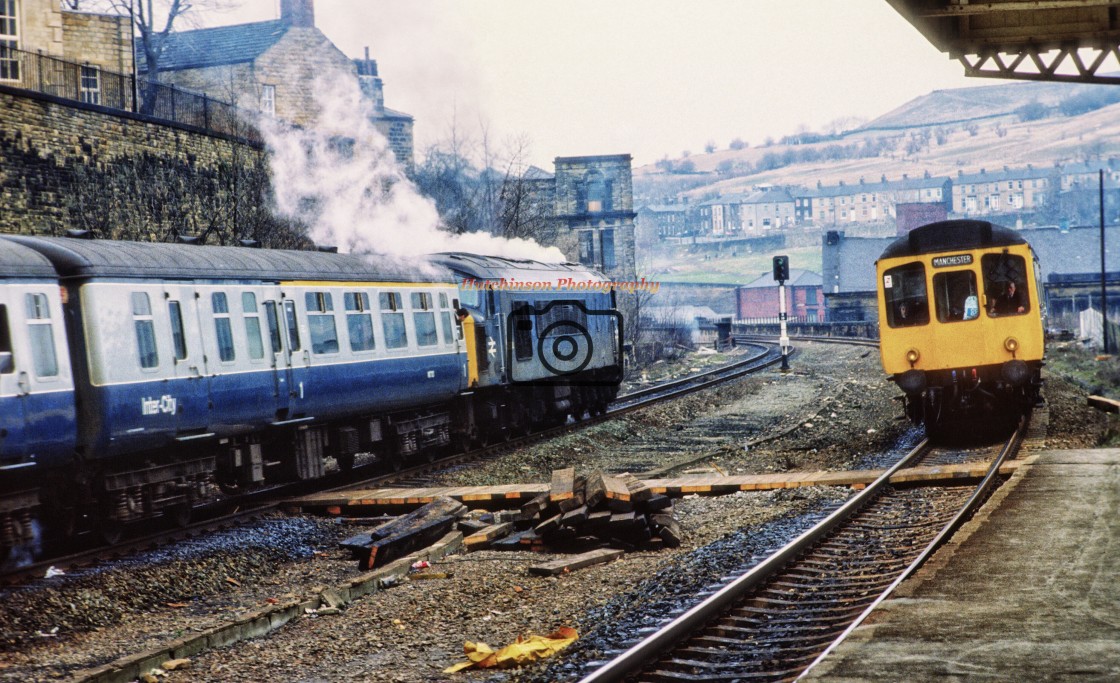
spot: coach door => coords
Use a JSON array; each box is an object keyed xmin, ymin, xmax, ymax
[
  {"xmin": 164, "ymin": 285, "xmax": 209, "ymax": 434},
  {"xmin": 261, "ymin": 297, "xmax": 293, "ymax": 419},
  {"xmin": 0, "ymin": 294, "xmax": 28, "ymax": 460},
  {"xmin": 281, "ymin": 297, "xmax": 311, "ymax": 417}
]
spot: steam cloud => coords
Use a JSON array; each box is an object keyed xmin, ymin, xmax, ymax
[{"xmin": 260, "ymin": 74, "xmax": 565, "ymax": 264}]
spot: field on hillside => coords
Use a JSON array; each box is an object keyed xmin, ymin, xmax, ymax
[{"xmin": 643, "ymin": 245, "xmax": 821, "ymax": 285}]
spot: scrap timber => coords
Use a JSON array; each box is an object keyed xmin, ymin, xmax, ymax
[{"xmin": 289, "ymin": 460, "xmax": 1024, "ymax": 514}]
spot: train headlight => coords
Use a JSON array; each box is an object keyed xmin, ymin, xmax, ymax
[
  {"xmin": 1004, "ymin": 337, "xmax": 1019, "ymax": 353},
  {"xmin": 1001, "ymin": 360, "xmax": 1030, "ymax": 387},
  {"xmin": 896, "ymin": 369, "xmax": 927, "ymax": 395},
  {"xmin": 905, "ymin": 348, "xmax": 920, "ymax": 365}
]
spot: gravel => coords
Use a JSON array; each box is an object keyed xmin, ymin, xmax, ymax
[{"xmin": 0, "ymin": 342, "xmax": 1108, "ymax": 683}]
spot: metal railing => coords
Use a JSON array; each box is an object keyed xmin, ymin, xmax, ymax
[{"xmin": 0, "ymin": 45, "xmax": 259, "ymax": 143}]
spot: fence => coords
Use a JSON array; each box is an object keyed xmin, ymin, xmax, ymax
[{"xmin": 0, "ymin": 46, "xmax": 259, "ymax": 143}]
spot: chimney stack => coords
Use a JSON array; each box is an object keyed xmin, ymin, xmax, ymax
[{"xmin": 281, "ymin": 0, "xmax": 315, "ymax": 27}]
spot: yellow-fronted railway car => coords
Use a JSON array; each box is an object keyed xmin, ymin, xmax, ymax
[{"xmin": 876, "ymin": 220, "xmax": 1043, "ymax": 436}]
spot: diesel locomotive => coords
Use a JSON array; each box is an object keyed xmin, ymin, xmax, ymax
[
  {"xmin": 876, "ymin": 220, "xmax": 1044, "ymax": 436},
  {"xmin": 0, "ymin": 235, "xmax": 623, "ymax": 562}
]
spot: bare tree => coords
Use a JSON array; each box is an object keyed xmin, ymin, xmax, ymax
[{"xmin": 80, "ymin": 0, "xmax": 231, "ymax": 113}]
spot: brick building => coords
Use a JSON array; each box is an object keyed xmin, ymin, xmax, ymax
[
  {"xmin": 140, "ymin": 0, "xmax": 414, "ymax": 170},
  {"xmin": 735, "ymin": 269, "xmax": 825, "ymax": 321}
]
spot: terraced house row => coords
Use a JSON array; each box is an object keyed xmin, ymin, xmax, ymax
[{"xmin": 642, "ymin": 159, "xmax": 1120, "ymax": 241}]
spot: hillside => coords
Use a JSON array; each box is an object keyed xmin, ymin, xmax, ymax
[{"xmin": 636, "ymin": 79, "xmax": 1120, "ymax": 202}]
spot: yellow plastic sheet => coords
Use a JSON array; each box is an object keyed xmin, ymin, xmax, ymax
[{"xmin": 444, "ymin": 626, "xmax": 578, "ymax": 673}]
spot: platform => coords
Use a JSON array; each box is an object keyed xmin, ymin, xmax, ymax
[
  {"xmin": 804, "ymin": 448, "xmax": 1120, "ymax": 681},
  {"xmin": 284, "ymin": 461, "xmax": 1022, "ymax": 513}
]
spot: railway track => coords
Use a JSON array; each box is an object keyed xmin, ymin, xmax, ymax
[
  {"xmin": 576, "ymin": 414, "xmax": 1028, "ymax": 683},
  {"xmin": 3, "ymin": 341, "xmax": 789, "ymax": 584}
]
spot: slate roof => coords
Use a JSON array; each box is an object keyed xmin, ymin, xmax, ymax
[
  {"xmin": 800, "ymin": 176, "xmax": 951, "ymax": 199},
  {"xmin": 136, "ymin": 20, "xmax": 290, "ymax": 73}
]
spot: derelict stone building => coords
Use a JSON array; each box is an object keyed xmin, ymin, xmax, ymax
[{"xmin": 552, "ymin": 154, "xmax": 637, "ymax": 281}]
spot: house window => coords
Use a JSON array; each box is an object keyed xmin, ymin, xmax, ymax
[
  {"xmin": 578, "ymin": 231, "xmax": 596, "ymax": 267},
  {"xmin": 601, "ymin": 229, "xmax": 616, "ymax": 269},
  {"xmin": 79, "ymin": 65, "xmax": 100, "ymax": 105},
  {"xmin": 584, "ymin": 170, "xmax": 610, "ymax": 213},
  {"xmin": 260, "ymin": 84, "xmax": 275, "ymax": 116},
  {"xmin": 0, "ymin": 0, "xmax": 18, "ymax": 81}
]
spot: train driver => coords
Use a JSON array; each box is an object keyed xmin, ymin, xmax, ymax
[{"xmin": 989, "ymin": 280, "xmax": 1026, "ymax": 316}]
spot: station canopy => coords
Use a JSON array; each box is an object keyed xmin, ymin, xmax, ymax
[{"xmin": 887, "ymin": 0, "xmax": 1120, "ymax": 84}]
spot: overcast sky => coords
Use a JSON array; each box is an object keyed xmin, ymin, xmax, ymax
[{"xmin": 214, "ymin": 0, "xmax": 980, "ymax": 169}]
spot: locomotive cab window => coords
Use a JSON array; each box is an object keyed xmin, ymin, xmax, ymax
[
  {"xmin": 933, "ymin": 271, "xmax": 979, "ymax": 323},
  {"xmin": 306, "ymin": 291, "xmax": 339, "ymax": 355},
  {"xmin": 512, "ymin": 300, "xmax": 534, "ymax": 361},
  {"xmin": 983, "ymin": 254, "xmax": 1030, "ymax": 317},
  {"xmin": 132, "ymin": 292, "xmax": 159, "ymax": 369},
  {"xmin": 882, "ymin": 263, "xmax": 929, "ymax": 328}
]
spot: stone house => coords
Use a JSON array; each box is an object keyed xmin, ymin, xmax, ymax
[
  {"xmin": 951, "ymin": 165, "xmax": 1054, "ymax": 216},
  {"xmin": 796, "ymin": 175, "xmax": 951, "ymax": 227},
  {"xmin": 139, "ymin": 0, "xmax": 414, "ymax": 170},
  {"xmin": 2, "ymin": 0, "xmax": 133, "ymax": 102}
]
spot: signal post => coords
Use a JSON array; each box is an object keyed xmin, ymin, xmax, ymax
[{"xmin": 773, "ymin": 255, "xmax": 790, "ymax": 371}]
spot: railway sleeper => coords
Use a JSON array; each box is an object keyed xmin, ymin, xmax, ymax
[
  {"xmin": 761, "ymin": 577, "xmax": 891, "ymax": 595},
  {"xmin": 748, "ymin": 594, "xmax": 879, "ymax": 611},
  {"xmin": 725, "ymin": 610, "xmax": 866, "ymax": 628},
  {"xmin": 695, "ymin": 630, "xmax": 843, "ymax": 649}
]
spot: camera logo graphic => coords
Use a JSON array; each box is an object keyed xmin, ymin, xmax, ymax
[{"xmin": 505, "ymin": 300, "xmax": 623, "ymax": 386}]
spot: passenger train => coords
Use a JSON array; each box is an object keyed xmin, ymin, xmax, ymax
[
  {"xmin": 0, "ymin": 235, "xmax": 623, "ymax": 561},
  {"xmin": 876, "ymin": 220, "xmax": 1044, "ymax": 436}
]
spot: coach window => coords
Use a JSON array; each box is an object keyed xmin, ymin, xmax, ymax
[
  {"xmin": 345, "ymin": 292, "xmax": 375, "ymax": 352},
  {"xmin": 283, "ymin": 300, "xmax": 301, "ymax": 352},
  {"xmin": 412, "ymin": 292, "xmax": 438, "ymax": 347},
  {"xmin": 983, "ymin": 254, "xmax": 1030, "ymax": 317},
  {"xmin": 882, "ymin": 263, "xmax": 929, "ymax": 328},
  {"xmin": 305, "ymin": 292, "xmax": 339, "ymax": 354},
  {"xmin": 0, "ymin": 304, "xmax": 12, "ymax": 373},
  {"xmin": 168, "ymin": 301, "xmax": 187, "ymax": 361},
  {"xmin": 438, "ymin": 292, "xmax": 455, "ymax": 344},
  {"xmin": 933, "ymin": 271, "xmax": 979, "ymax": 323},
  {"xmin": 242, "ymin": 293, "xmax": 265, "ymax": 360},
  {"xmin": 263, "ymin": 301, "xmax": 282, "ymax": 355},
  {"xmin": 380, "ymin": 292, "xmax": 408, "ymax": 349},
  {"xmin": 212, "ymin": 292, "xmax": 235, "ymax": 362},
  {"xmin": 25, "ymin": 294, "xmax": 58, "ymax": 378},
  {"xmin": 132, "ymin": 292, "xmax": 159, "ymax": 369}
]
